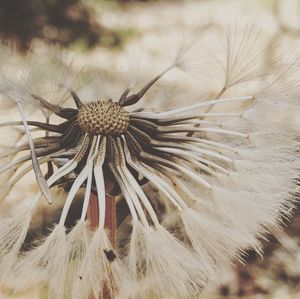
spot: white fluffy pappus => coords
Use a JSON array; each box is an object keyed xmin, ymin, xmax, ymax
[
  {"xmin": 123, "ymin": 220, "xmax": 206, "ymax": 299},
  {"xmin": 73, "ymin": 227, "xmax": 127, "ymax": 299},
  {"xmin": 0, "ymin": 208, "xmax": 32, "ymax": 282}
]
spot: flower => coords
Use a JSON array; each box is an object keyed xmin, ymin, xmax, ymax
[{"xmin": 0, "ymin": 27, "xmax": 299, "ymax": 299}]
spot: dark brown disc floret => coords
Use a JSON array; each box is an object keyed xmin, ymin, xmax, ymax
[{"xmin": 78, "ymin": 100, "xmax": 129, "ymax": 136}]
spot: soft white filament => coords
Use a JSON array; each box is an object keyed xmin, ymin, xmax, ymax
[{"xmin": 93, "ymin": 137, "xmax": 107, "ymax": 229}]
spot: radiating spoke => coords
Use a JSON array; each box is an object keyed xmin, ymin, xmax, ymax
[
  {"xmin": 93, "ymin": 137, "xmax": 107, "ymax": 229},
  {"xmin": 116, "ymin": 138, "xmax": 160, "ymax": 227},
  {"xmin": 123, "ymin": 136, "xmax": 186, "ymax": 211},
  {"xmin": 130, "ymin": 96, "xmax": 253, "ymax": 119},
  {"xmin": 59, "ymin": 136, "xmax": 97, "ymax": 225},
  {"xmin": 80, "ymin": 137, "xmax": 101, "ymax": 221}
]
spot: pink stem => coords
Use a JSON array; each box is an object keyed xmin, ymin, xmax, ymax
[{"xmin": 87, "ymin": 179, "xmax": 116, "ymax": 299}]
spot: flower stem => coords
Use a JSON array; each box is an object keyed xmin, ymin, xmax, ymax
[{"xmin": 87, "ymin": 179, "xmax": 116, "ymax": 298}]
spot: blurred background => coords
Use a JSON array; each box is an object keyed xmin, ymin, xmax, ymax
[{"xmin": 0, "ymin": 0, "xmax": 300, "ymax": 298}]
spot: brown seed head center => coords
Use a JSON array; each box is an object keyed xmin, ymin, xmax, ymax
[{"xmin": 78, "ymin": 101, "xmax": 129, "ymax": 136}]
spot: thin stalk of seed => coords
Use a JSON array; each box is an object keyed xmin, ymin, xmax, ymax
[{"xmin": 17, "ymin": 102, "xmax": 53, "ymax": 204}]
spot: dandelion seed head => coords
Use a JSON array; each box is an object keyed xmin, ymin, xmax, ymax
[
  {"xmin": 0, "ymin": 23, "xmax": 300, "ymax": 299},
  {"xmin": 78, "ymin": 100, "xmax": 129, "ymax": 136}
]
